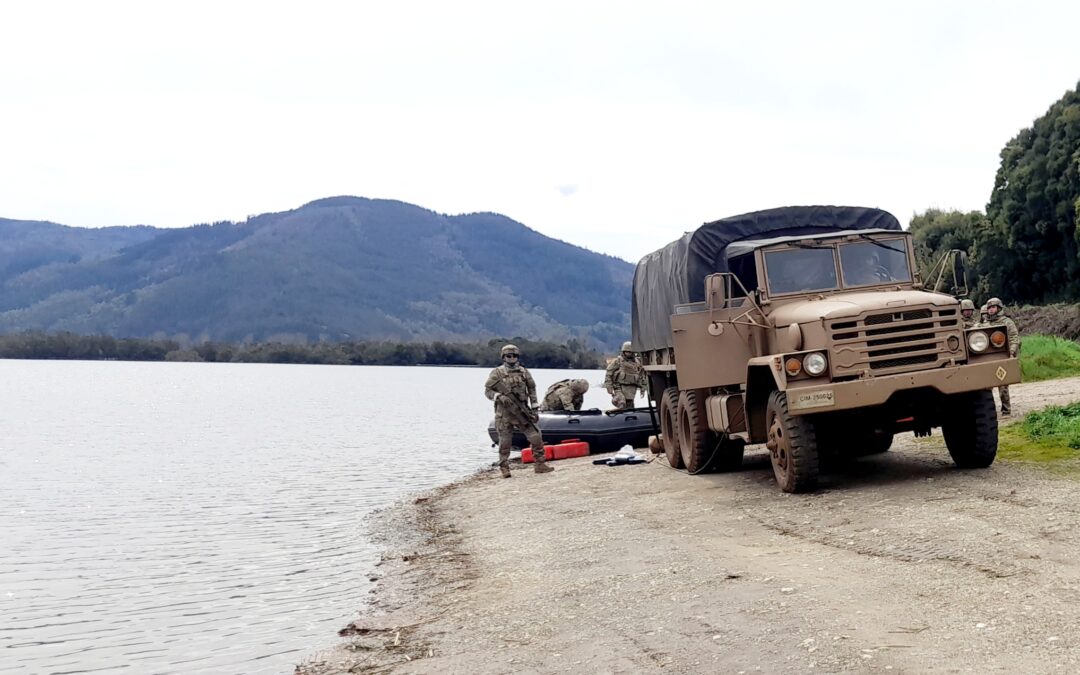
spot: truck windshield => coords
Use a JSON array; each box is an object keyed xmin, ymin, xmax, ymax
[
  {"xmin": 839, "ymin": 239, "xmax": 911, "ymax": 287},
  {"xmin": 764, "ymin": 247, "xmax": 839, "ymax": 294}
]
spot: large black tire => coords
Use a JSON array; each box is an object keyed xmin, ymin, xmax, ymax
[
  {"xmin": 678, "ymin": 390, "xmax": 717, "ymax": 474},
  {"xmin": 942, "ymin": 390, "xmax": 998, "ymax": 468},
  {"xmin": 660, "ymin": 387, "xmax": 684, "ymax": 469},
  {"xmin": 765, "ymin": 391, "xmax": 820, "ymax": 493}
]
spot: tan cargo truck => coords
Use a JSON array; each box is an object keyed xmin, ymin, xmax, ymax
[{"xmin": 632, "ymin": 206, "xmax": 1020, "ymax": 493}]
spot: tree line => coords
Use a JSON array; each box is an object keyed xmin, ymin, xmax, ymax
[
  {"xmin": 0, "ymin": 332, "xmax": 606, "ymax": 369},
  {"xmin": 911, "ymin": 80, "xmax": 1080, "ymax": 306}
]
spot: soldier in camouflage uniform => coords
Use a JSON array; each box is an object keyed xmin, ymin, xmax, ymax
[
  {"xmin": 960, "ymin": 298, "xmax": 977, "ymax": 328},
  {"xmin": 985, "ymin": 297, "xmax": 1020, "ymax": 415},
  {"xmin": 980, "ymin": 303, "xmax": 989, "ymax": 325},
  {"xmin": 604, "ymin": 341, "xmax": 647, "ymax": 410},
  {"xmin": 484, "ymin": 344, "xmax": 553, "ymax": 477},
  {"xmin": 540, "ymin": 378, "xmax": 590, "ymax": 412}
]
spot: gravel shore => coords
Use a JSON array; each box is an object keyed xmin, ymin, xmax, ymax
[{"xmin": 298, "ymin": 377, "xmax": 1080, "ymax": 674}]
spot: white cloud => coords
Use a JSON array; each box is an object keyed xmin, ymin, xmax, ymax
[{"xmin": 1, "ymin": 0, "xmax": 1078, "ymax": 261}]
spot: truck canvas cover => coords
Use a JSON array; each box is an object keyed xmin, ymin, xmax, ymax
[{"xmin": 631, "ymin": 205, "xmax": 902, "ymax": 352}]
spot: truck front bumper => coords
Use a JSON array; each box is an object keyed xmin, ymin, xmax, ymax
[{"xmin": 785, "ymin": 357, "xmax": 1021, "ymax": 415}]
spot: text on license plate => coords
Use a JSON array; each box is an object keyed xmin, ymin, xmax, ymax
[{"xmin": 791, "ymin": 389, "xmax": 835, "ymax": 410}]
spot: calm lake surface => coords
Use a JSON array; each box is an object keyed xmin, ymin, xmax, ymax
[{"xmin": 0, "ymin": 360, "xmax": 609, "ymax": 675}]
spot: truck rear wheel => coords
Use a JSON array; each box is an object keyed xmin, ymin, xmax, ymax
[
  {"xmin": 942, "ymin": 390, "xmax": 998, "ymax": 468},
  {"xmin": 766, "ymin": 391, "xmax": 820, "ymax": 493},
  {"xmin": 659, "ymin": 387, "xmax": 684, "ymax": 469},
  {"xmin": 678, "ymin": 390, "xmax": 716, "ymax": 474}
]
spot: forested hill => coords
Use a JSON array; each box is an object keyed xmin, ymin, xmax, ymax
[
  {"xmin": 910, "ymin": 80, "xmax": 1080, "ymax": 307},
  {"xmin": 0, "ymin": 197, "xmax": 634, "ymax": 349}
]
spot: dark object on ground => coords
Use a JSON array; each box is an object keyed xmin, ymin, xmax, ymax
[
  {"xmin": 591, "ymin": 455, "xmax": 648, "ymax": 466},
  {"xmin": 487, "ymin": 408, "xmax": 653, "ymax": 453}
]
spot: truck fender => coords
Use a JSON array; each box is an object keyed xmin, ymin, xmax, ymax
[{"xmin": 745, "ymin": 357, "xmax": 784, "ymax": 443}]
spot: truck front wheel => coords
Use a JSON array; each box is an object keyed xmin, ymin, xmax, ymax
[
  {"xmin": 766, "ymin": 391, "xmax": 820, "ymax": 493},
  {"xmin": 942, "ymin": 390, "xmax": 998, "ymax": 468},
  {"xmin": 660, "ymin": 387, "xmax": 684, "ymax": 469}
]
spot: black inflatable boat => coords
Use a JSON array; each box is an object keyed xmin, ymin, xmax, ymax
[{"xmin": 486, "ymin": 408, "xmax": 656, "ymax": 453}]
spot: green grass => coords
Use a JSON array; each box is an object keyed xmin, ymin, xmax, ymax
[
  {"xmin": 998, "ymin": 401, "xmax": 1080, "ymax": 472},
  {"xmin": 1018, "ymin": 335, "xmax": 1080, "ymax": 382}
]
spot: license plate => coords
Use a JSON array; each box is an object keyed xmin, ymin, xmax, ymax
[{"xmin": 791, "ymin": 389, "xmax": 835, "ymax": 410}]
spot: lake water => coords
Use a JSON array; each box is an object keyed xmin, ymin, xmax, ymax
[{"xmin": 0, "ymin": 360, "xmax": 610, "ymax": 674}]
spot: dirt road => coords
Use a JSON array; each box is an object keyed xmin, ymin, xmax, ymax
[{"xmin": 298, "ymin": 377, "xmax": 1080, "ymax": 674}]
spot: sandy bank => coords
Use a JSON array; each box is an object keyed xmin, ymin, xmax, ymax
[{"xmin": 299, "ymin": 377, "xmax": 1080, "ymax": 674}]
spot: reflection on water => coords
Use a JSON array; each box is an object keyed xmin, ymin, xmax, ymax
[{"xmin": 0, "ymin": 360, "xmax": 605, "ymax": 674}]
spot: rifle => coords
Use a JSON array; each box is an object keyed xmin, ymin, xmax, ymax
[
  {"xmin": 491, "ymin": 374, "xmax": 539, "ymax": 423},
  {"xmin": 497, "ymin": 392, "xmax": 539, "ymax": 423}
]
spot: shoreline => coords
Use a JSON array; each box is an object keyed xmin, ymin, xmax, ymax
[{"xmin": 297, "ymin": 376, "xmax": 1080, "ymax": 674}]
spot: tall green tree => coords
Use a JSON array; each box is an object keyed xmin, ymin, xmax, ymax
[
  {"xmin": 984, "ymin": 80, "xmax": 1080, "ymax": 303},
  {"xmin": 908, "ymin": 209, "xmax": 986, "ymax": 291}
]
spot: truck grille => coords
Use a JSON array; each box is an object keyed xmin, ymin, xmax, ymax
[{"xmin": 827, "ymin": 306, "xmax": 961, "ymax": 378}]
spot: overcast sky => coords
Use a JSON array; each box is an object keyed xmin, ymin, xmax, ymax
[{"xmin": 2, "ymin": 1, "xmax": 1078, "ymax": 262}]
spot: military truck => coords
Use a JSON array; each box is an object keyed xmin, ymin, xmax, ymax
[{"xmin": 632, "ymin": 206, "xmax": 1020, "ymax": 493}]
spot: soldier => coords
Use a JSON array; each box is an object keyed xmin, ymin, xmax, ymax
[
  {"xmin": 604, "ymin": 341, "xmax": 647, "ymax": 410},
  {"xmin": 484, "ymin": 344, "xmax": 553, "ymax": 477},
  {"xmin": 980, "ymin": 303, "xmax": 989, "ymax": 325},
  {"xmin": 540, "ymin": 378, "xmax": 590, "ymax": 412},
  {"xmin": 960, "ymin": 298, "xmax": 977, "ymax": 328},
  {"xmin": 984, "ymin": 297, "xmax": 1020, "ymax": 415}
]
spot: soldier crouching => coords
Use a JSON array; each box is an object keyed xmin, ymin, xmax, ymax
[
  {"xmin": 540, "ymin": 378, "xmax": 589, "ymax": 412},
  {"xmin": 484, "ymin": 344, "xmax": 553, "ymax": 477}
]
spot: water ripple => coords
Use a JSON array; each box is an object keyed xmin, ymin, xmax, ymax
[{"xmin": 0, "ymin": 360, "xmax": 605, "ymax": 674}]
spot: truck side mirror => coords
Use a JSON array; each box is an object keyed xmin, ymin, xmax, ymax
[{"xmin": 705, "ymin": 274, "xmax": 727, "ymax": 309}]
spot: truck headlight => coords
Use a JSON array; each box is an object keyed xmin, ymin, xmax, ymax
[
  {"xmin": 968, "ymin": 331, "xmax": 989, "ymax": 353},
  {"xmin": 804, "ymin": 352, "xmax": 828, "ymax": 376}
]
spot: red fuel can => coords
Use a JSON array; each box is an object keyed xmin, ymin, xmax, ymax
[
  {"xmin": 521, "ymin": 447, "xmax": 539, "ymax": 463},
  {"xmin": 551, "ymin": 441, "xmax": 589, "ymax": 460},
  {"xmin": 521, "ymin": 440, "xmax": 590, "ymax": 463}
]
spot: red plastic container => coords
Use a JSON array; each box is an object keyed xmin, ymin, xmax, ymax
[
  {"xmin": 521, "ymin": 447, "xmax": 541, "ymax": 463},
  {"xmin": 551, "ymin": 441, "xmax": 589, "ymax": 460},
  {"xmin": 521, "ymin": 440, "xmax": 590, "ymax": 463}
]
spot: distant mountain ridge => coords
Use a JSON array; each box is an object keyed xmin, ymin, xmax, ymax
[{"xmin": 0, "ymin": 197, "xmax": 633, "ymax": 349}]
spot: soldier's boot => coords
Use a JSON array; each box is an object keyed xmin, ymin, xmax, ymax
[
  {"xmin": 500, "ymin": 465, "xmax": 512, "ymax": 478},
  {"xmin": 533, "ymin": 460, "xmax": 554, "ymax": 474},
  {"xmin": 1000, "ymin": 386, "xmax": 1011, "ymax": 416}
]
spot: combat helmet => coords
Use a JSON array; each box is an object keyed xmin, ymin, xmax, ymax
[
  {"xmin": 960, "ymin": 299, "xmax": 975, "ymax": 311},
  {"xmin": 500, "ymin": 344, "xmax": 520, "ymax": 357},
  {"xmin": 621, "ymin": 341, "xmax": 633, "ymax": 353},
  {"xmin": 986, "ymin": 297, "xmax": 1004, "ymax": 310},
  {"xmin": 570, "ymin": 379, "xmax": 590, "ymax": 393}
]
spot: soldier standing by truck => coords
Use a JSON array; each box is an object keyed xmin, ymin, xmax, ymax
[
  {"xmin": 604, "ymin": 341, "xmax": 647, "ymax": 410},
  {"xmin": 985, "ymin": 297, "xmax": 1020, "ymax": 415},
  {"xmin": 960, "ymin": 299, "xmax": 978, "ymax": 328},
  {"xmin": 484, "ymin": 344, "xmax": 553, "ymax": 477}
]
